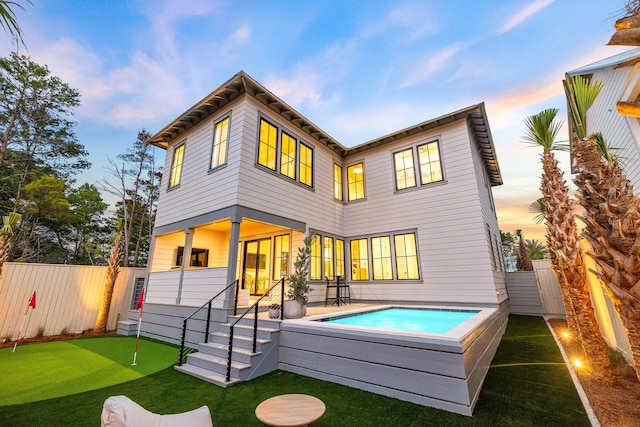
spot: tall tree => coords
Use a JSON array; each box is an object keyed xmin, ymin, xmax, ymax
[
  {"xmin": 94, "ymin": 220, "xmax": 123, "ymax": 333},
  {"xmin": 565, "ymin": 74, "xmax": 640, "ymax": 381},
  {"xmin": 515, "ymin": 229, "xmax": 533, "ymax": 271},
  {"xmin": 523, "ymin": 108, "xmax": 611, "ymax": 375},
  {"xmin": 0, "ymin": 211, "xmax": 20, "ymax": 276},
  {"xmin": 100, "ymin": 129, "xmax": 158, "ymax": 267}
]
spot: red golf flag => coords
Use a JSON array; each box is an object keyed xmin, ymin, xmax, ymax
[
  {"xmin": 136, "ymin": 288, "xmax": 145, "ymax": 310},
  {"xmin": 28, "ymin": 291, "xmax": 36, "ymax": 309}
]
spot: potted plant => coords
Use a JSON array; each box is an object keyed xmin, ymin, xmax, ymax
[
  {"xmin": 268, "ymin": 303, "xmax": 281, "ymax": 319},
  {"xmin": 283, "ymin": 234, "xmax": 315, "ymax": 319}
]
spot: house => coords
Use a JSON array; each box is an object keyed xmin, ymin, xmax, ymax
[
  {"xmin": 567, "ymin": 48, "xmax": 640, "ymax": 189},
  {"xmin": 565, "ymin": 50, "xmax": 639, "ymax": 362},
  {"xmin": 132, "ymin": 71, "xmax": 507, "ymax": 415}
]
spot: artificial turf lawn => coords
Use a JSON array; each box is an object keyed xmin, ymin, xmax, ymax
[
  {"xmin": 0, "ymin": 336, "xmax": 177, "ymax": 405},
  {"xmin": 0, "ymin": 316, "xmax": 592, "ymax": 426}
]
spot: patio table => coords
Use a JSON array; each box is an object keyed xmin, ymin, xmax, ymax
[{"xmin": 255, "ymin": 393, "xmax": 325, "ymax": 427}]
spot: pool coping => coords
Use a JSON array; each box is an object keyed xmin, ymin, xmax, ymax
[{"xmin": 285, "ymin": 304, "xmax": 499, "ymax": 353}]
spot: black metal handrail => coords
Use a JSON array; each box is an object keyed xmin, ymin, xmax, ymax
[
  {"xmin": 178, "ymin": 280, "xmax": 238, "ymax": 366},
  {"xmin": 226, "ymin": 278, "xmax": 285, "ymax": 382}
]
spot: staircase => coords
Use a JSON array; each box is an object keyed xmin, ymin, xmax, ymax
[{"xmin": 175, "ymin": 313, "xmax": 282, "ymax": 387}]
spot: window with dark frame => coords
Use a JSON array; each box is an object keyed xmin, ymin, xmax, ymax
[
  {"xmin": 169, "ymin": 143, "xmax": 185, "ymax": 188},
  {"xmin": 211, "ymin": 116, "xmax": 230, "ymax": 169},
  {"xmin": 256, "ymin": 116, "xmax": 314, "ymax": 188},
  {"xmin": 176, "ymin": 247, "xmax": 209, "ymax": 267}
]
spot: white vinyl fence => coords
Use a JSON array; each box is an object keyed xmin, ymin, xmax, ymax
[{"xmin": 0, "ymin": 262, "xmax": 145, "ymax": 340}]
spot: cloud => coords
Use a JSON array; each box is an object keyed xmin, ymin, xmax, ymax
[
  {"xmin": 497, "ymin": 0, "xmax": 555, "ymax": 34},
  {"xmin": 485, "ymin": 44, "xmax": 627, "ymax": 130},
  {"xmin": 400, "ymin": 41, "xmax": 475, "ymax": 88},
  {"xmin": 229, "ymin": 23, "xmax": 250, "ymax": 44}
]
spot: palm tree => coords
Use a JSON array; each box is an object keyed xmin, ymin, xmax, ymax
[
  {"xmin": 514, "ymin": 229, "xmax": 532, "ymax": 271},
  {"xmin": 0, "ymin": 212, "xmax": 21, "ymax": 276},
  {"xmin": 524, "ymin": 239, "xmax": 547, "ymax": 260},
  {"xmin": 94, "ymin": 220, "xmax": 123, "ymax": 333},
  {"xmin": 0, "ymin": 1, "xmax": 31, "ymax": 46},
  {"xmin": 523, "ymin": 108, "xmax": 611, "ymax": 375},
  {"xmin": 566, "ymin": 74, "xmax": 640, "ymax": 381}
]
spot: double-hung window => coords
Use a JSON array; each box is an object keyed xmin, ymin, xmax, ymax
[
  {"xmin": 333, "ymin": 164, "xmax": 343, "ymax": 201},
  {"xmin": 393, "ymin": 140, "xmax": 443, "ymax": 191},
  {"xmin": 257, "ymin": 117, "xmax": 314, "ymax": 188},
  {"xmin": 394, "ymin": 233, "xmax": 419, "ymax": 279},
  {"xmin": 418, "ymin": 141, "xmax": 443, "ymax": 184},
  {"xmin": 394, "ymin": 149, "xmax": 416, "ymax": 190},
  {"xmin": 350, "ymin": 238, "xmax": 369, "ymax": 280},
  {"xmin": 258, "ymin": 119, "xmax": 278, "ymax": 170},
  {"xmin": 299, "ymin": 143, "xmax": 313, "ymax": 186},
  {"xmin": 211, "ymin": 116, "xmax": 230, "ymax": 169},
  {"xmin": 280, "ymin": 132, "xmax": 297, "ymax": 180},
  {"xmin": 347, "ymin": 162, "xmax": 365, "ymax": 201},
  {"xmin": 169, "ymin": 143, "xmax": 185, "ymax": 188}
]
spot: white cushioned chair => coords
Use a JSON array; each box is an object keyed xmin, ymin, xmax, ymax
[{"xmin": 101, "ymin": 395, "xmax": 213, "ymax": 427}]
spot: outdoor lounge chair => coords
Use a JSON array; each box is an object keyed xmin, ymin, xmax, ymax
[{"xmin": 100, "ymin": 395, "xmax": 213, "ymax": 427}]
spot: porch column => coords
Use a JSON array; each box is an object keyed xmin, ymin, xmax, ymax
[
  {"xmin": 176, "ymin": 227, "xmax": 194, "ymax": 305},
  {"xmin": 226, "ymin": 218, "xmax": 242, "ymax": 285}
]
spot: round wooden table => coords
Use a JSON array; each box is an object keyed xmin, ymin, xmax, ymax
[{"xmin": 255, "ymin": 394, "xmax": 326, "ymax": 427}]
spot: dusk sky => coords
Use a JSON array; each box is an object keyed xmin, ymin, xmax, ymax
[{"xmin": 1, "ymin": 0, "xmax": 631, "ymax": 243}]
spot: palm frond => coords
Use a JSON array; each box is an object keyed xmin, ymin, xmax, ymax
[
  {"xmin": 529, "ymin": 198, "xmax": 546, "ymax": 224},
  {"xmin": 563, "ymin": 75, "xmax": 603, "ymax": 139},
  {"xmin": 522, "ymin": 108, "xmax": 564, "ymax": 153},
  {"xmin": 594, "ymin": 132, "xmax": 619, "ymax": 162},
  {"xmin": 1, "ymin": 212, "xmax": 21, "ymax": 235}
]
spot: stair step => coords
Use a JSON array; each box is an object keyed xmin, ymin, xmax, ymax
[
  {"xmin": 199, "ymin": 341, "xmax": 261, "ymax": 364},
  {"xmin": 175, "ymin": 364, "xmax": 241, "ymax": 388},
  {"xmin": 209, "ymin": 332, "xmax": 271, "ymax": 350}
]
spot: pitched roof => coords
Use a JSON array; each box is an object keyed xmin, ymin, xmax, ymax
[
  {"xmin": 567, "ymin": 48, "xmax": 640, "ymax": 75},
  {"xmin": 147, "ymin": 71, "xmax": 502, "ymax": 186}
]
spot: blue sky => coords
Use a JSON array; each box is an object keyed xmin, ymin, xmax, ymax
[{"xmin": 2, "ymin": 0, "xmax": 630, "ymax": 242}]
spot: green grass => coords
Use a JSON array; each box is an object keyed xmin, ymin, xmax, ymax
[
  {"xmin": 0, "ymin": 316, "xmax": 591, "ymax": 426},
  {"xmin": 0, "ymin": 336, "xmax": 176, "ymax": 405}
]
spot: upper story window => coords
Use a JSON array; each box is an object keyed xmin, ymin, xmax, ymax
[
  {"xmin": 211, "ymin": 116, "xmax": 230, "ymax": 169},
  {"xmin": 394, "ymin": 149, "xmax": 416, "ymax": 190},
  {"xmin": 333, "ymin": 164, "xmax": 343, "ymax": 201},
  {"xmin": 418, "ymin": 141, "xmax": 443, "ymax": 184},
  {"xmin": 393, "ymin": 140, "xmax": 443, "ymax": 192},
  {"xmin": 258, "ymin": 119, "xmax": 277, "ymax": 170},
  {"xmin": 280, "ymin": 132, "xmax": 297, "ymax": 180},
  {"xmin": 256, "ymin": 116, "xmax": 314, "ymax": 188},
  {"xmin": 347, "ymin": 162, "xmax": 365, "ymax": 201},
  {"xmin": 299, "ymin": 143, "xmax": 313, "ymax": 187},
  {"xmin": 169, "ymin": 143, "xmax": 185, "ymax": 188}
]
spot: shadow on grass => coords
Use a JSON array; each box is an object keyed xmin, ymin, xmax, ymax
[{"xmin": 0, "ymin": 316, "xmax": 591, "ymax": 427}]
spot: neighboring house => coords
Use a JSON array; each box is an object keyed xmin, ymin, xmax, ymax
[
  {"xmin": 134, "ymin": 71, "xmax": 508, "ymax": 415},
  {"xmin": 567, "ymin": 48, "xmax": 640, "ymax": 188},
  {"xmin": 566, "ymin": 51, "xmax": 638, "ymax": 362},
  {"xmin": 143, "ymin": 70, "xmax": 507, "ymax": 317}
]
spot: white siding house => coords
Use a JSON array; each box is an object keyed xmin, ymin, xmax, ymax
[
  {"xmin": 567, "ymin": 48, "xmax": 640, "ymax": 188},
  {"xmin": 135, "ymin": 71, "xmax": 508, "ymax": 414},
  {"xmin": 143, "ymin": 71, "xmax": 506, "ymax": 314}
]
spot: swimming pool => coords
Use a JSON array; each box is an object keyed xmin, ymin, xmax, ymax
[
  {"xmin": 279, "ymin": 304, "xmax": 504, "ymax": 416},
  {"xmin": 318, "ymin": 307, "xmax": 479, "ymax": 334}
]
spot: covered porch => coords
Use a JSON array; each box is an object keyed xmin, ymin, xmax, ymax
[{"xmin": 145, "ymin": 205, "xmax": 306, "ymax": 308}]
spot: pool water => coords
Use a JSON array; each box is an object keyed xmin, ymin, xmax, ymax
[{"xmin": 318, "ymin": 307, "xmax": 478, "ymax": 334}]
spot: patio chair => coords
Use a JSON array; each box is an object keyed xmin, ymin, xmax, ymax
[{"xmin": 100, "ymin": 395, "xmax": 212, "ymax": 427}]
